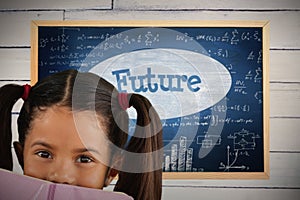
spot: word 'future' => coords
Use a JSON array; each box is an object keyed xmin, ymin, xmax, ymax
[{"xmin": 112, "ymin": 68, "xmax": 201, "ymax": 93}]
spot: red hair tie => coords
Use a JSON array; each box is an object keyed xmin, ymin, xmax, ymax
[
  {"xmin": 22, "ymin": 84, "xmax": 31, "ymax": 100},
  {"xmin": 118, "ymin": 93, "xmax": 130, "ymax": 110}
]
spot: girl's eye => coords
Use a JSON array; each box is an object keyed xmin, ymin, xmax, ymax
[
  {"xmin": 76, "ymin": 155, "xmax": 93, "ymax": 163},
  {"xmin": 36, "ymin": 151, "xmax": 52, "ymax": 159}
]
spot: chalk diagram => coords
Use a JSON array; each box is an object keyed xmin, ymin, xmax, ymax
[
  {"xmin": 197, "ymin": 135, "xmax": 222, "ymax": 148},
  {"xmin": 219, "ymin": 129, "xmax": 260, "ymax": 171}
]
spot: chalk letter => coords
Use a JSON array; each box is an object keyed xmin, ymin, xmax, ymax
[
  {"xmin": 158, "ymin": 75, "xmax": 169, "ymax": 91},
  {"xmin": 187, "ymin": 75, "xmax": 201, "ymax": 92},
  {"xmin": 129, "ymin": 75, "xmax": 148, "ymax": 92},
  {"xmin": 112, "ymin": 69, "xmax": 130, "ymax": 92},
  {"xmin": 146, "ymin": 68, "xmax": 158, "ymax": 92}
]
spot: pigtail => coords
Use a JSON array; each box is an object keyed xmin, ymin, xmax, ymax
[
  {"xmin": 114, "ymin": 94, "xmax": 163, "ymax": 200},
  {"xmin": 0, "ymin": 84, "xmax": 24, "ymax": 170}
]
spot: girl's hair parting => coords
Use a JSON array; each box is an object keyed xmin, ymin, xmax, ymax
[{"xmin": 0, "ymin": 69, "xmax": 163, "ymax": 200}]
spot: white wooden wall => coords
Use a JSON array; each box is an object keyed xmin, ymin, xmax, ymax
[{"xmin": 0, "ymin": 0, "xmax": 299, "ymax": 199}]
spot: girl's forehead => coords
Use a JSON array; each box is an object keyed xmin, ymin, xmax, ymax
[
  {"xmin": 29, "ymin": 106, "xmax": 109, "ymax": 147},
  {"xmin": 33, "ymin": 106, "xmax": 106, "ymax": 129}
]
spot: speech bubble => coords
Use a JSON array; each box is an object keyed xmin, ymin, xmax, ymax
[{"xmin": 90, "ymin": 48, "xmax": 232, "ymax": 119}]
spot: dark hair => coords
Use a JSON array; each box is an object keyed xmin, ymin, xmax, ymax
[{"xmin": 0, "ymin": 69, "xmax": 163, "ymax": 200}]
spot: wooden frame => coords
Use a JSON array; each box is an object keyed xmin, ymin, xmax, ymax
[{"xmin": 31, "ymin": 20, "xmax": 270, "ymax": 179}]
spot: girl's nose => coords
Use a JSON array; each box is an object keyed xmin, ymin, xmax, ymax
[{"xmin": 47, "ymin": 161, "xmax": 76, "ymax": 185}]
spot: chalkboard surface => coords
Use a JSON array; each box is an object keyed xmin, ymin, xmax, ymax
[{"xmin": 31, "ymin": 21, "xmax": 270, "ymax": 179}]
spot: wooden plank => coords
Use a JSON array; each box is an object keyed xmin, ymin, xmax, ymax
[
  {"xmin": 270, "ymin": 118, "xmax": 300, "ymax": 152},
  {"xmin": 0, "ymin": 48, "xmax": 299, "ymax": 82},
  {"xmin": 270, "ymin": 50, "xmax": 300, "ymax": 83},
  {"xmin": 11, "ymin": 115, "xmax": 19, "ymax": 145},
  {"xmin": 0, "ymin": 49, "xmax": 30, "ymax": 80},
  {"xmin": 270, "ymin": 83, "xmax": 300, "ymax": 118},
  {"xmin": 1, "ymin": 52, "xmax": 299, "ymax": 118},
  {"xmin": 7, "ymin": 115, "xmax": 300, "ymax": 152},
  {"xmin": 9, "ymin": 151, "xmax": 300, "ymax": 188},
  {"xmin": 8, "ymin": 113, "xmax": 300, "ymax": 152},
  {"xmin": 0, "ymin": 11, "xmax": 63, "ymax": 46},
  {"xmin": 32, "ymin": 19, "xmax": 268, "ymax": 27},
  {"xmin": 0, "ymin": 0, "xmax": 111, "ymax": 10},
  {"xmin": 11, "ymin": 146, "xmax": 22, "ymax": 174},
  {"xmin": 106, "ymin": 184, "xmax": 300, "ymax": 199},
  {"xmin": 8, "ymin": 104, "xmax": 300, "ymax": 187},
  {"xmin": 161, "ymin": 153, "xmax": 300, "ymax": 187},
  {"xmin": 162, "ymin": 187, "xmax": 300, "ymax": 200},
  {"xmin": 4, "ymin": 85, "xmax": 299, "ymax": 152},
  {"xmin": 1, "ymin": 78, "xmax": 299, "ymax": 121},
  {"xmin": 115, "ymin": 0, "xmax": 300, "ymax": 10},
  {"xmin": 65, "ymin": 11, "xmax": 300, "ymax": 49},
  {"xmin": 107, "ymin": 153, "xmax": 300, "ymax": 190}
]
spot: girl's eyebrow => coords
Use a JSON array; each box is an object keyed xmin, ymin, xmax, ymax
[
  {"xmin": 73, "ymin": 148, "xmax": 101, "ymax": 156},
  {"xmin": 31, "ymin": 141, "xmax": 53, "ymax": 149}
]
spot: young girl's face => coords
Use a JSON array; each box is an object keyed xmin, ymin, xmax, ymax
[{"xmin": 21, "ymin": 106, "xmax": 113, "ymax": 189}]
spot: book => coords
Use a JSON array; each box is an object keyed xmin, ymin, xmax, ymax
[{"xmin": 0, "ymin": 169, "xmax": 133, "ymax": 200}]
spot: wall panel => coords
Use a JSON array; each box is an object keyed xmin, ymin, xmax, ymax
[
  {"xmin": 115, "ymin": 0, "xmax": 300, "ymax": 10},
  {"xmin": 0, "ymin": 0, "xmax": 111, "ymax": 10},
  {"xmin": 0, "ymin": 49, "xmax": 30, "ymax": 80},
  {"xmin": 65, "ymin": 10, "xmax": 300, "ymax": 48},
  {"xmin": 0, "ymin": 12, "xmax": 63, "ymax": 46}
]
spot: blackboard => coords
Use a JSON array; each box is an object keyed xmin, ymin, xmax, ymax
[{"xmin": 31, "ymin": 20, "xmax": 270, "ymax": 179}]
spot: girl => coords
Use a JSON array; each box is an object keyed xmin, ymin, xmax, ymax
[{"xmin": 0, "ymin": 69, "xmax": 163, "ymax": 200}]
